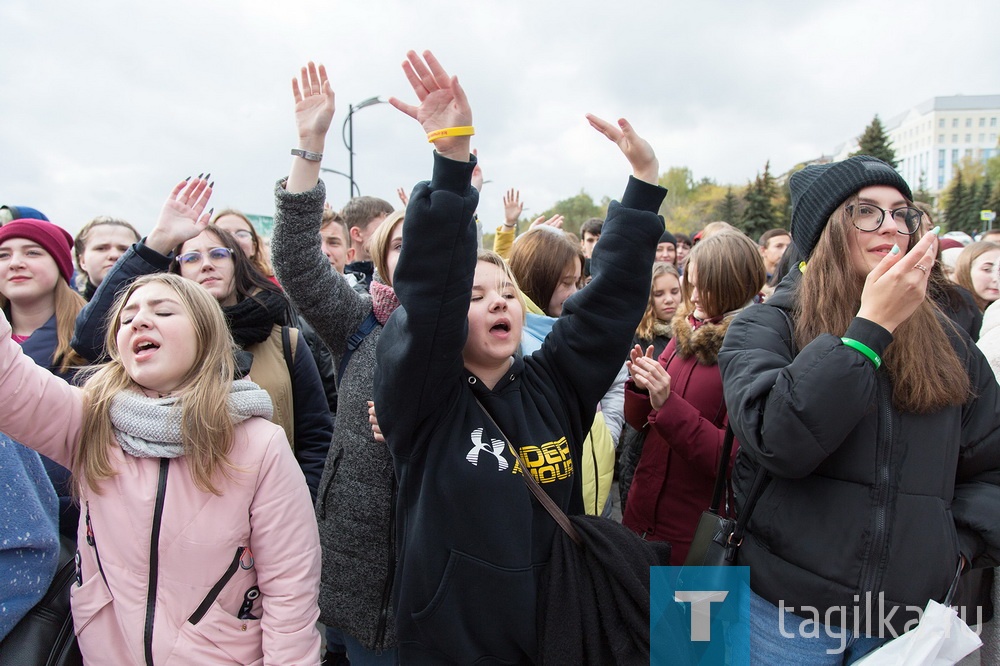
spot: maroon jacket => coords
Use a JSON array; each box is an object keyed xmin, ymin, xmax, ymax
[{"xmin": 621, "ymin": 314, "xmax": 734, "ymax": 565}]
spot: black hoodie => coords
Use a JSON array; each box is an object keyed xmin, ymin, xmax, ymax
[{"xmin": 375, "ymin": 152, "xmax": 665, "ymax": 664}]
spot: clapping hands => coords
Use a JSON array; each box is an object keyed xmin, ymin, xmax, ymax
[{"xmin": 627, "ymin": 344, "xmax": 671, "ymax": 410}]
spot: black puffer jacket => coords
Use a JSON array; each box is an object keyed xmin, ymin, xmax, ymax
[{"xmin": 719, "ymin": 266, "xmax": 1000, "ymax": 634}]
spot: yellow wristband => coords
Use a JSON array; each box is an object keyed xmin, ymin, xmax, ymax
[{"xmin": 426, "ymin": 126, "xmax": 475, "ymax": 143}]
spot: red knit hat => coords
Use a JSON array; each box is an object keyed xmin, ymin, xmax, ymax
[{"xmin": 0, "ymin": 219, "xmax": 75, "ymax": 284}]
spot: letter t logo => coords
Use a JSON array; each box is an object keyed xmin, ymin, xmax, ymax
[{"xmin": 674, "ymin": 591, "xmax": 729, "ymax": 641}]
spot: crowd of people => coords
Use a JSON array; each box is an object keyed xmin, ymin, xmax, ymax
[{"xmin": 2, "ymin": 50, "xmax": 1000, "ymax": 665}]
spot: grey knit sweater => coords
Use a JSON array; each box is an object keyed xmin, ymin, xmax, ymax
[{"xmin": 272, "ymin": 179, "xmax": 396, "ymax": 651}]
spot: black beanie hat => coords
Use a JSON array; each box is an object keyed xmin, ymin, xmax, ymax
[
  {"xmin": 789, "ymin": 155, "xmax": 912, "ymax": 259},
  {"xmin": 656, "ymin": 216, "xmax": 676, "ymax": 246}
]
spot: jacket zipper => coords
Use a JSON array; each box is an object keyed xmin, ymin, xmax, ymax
[
  {"xmin": 373, "ymin": 474, "xmax": 397, "ymax": 651},
  {"xmin": 143, "ymin": 459, "xmax": 170, "ymax": 666},
  {"xmin": 858, "ymin": 376, "xmax": 892, "ymax": 631},
  {"xmin": 188, "ymin": 547, "xmax": 246, "ymax": 624},
  {"xmin": 85, "ymin": 501, "xmax": 110, "ymax": 587}
]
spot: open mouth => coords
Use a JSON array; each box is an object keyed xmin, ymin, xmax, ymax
[
  {"xmin": 133, "ymin": 340, "xmax": 160, "ymax": 358},
  {"xmin": 490, "ymin": 320, "xmax": 511, "ymax": 335}
]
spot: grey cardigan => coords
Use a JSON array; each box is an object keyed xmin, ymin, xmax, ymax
[{"xmin": 272, "ymin": 179, "xmax": 396, "ymax": 651}]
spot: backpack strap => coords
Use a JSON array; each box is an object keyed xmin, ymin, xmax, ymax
[
  {"xmin": 336, "ymin": 312, "xmax": 379, "ymax": 389},
  {"xmin": 281, "ymin": 326, "xmax": 299, "ymax": 378}
]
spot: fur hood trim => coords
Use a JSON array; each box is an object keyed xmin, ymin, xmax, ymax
[{"xmin": 670, "ymin": 312, "xmax": 733, "ymax": 365}]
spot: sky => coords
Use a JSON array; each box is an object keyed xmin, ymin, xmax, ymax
[{"xmin": 2, "ymin": 0, "xmax": 999, "ymax": 236}]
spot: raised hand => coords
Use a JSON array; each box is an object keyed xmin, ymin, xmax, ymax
[
  {"xmin": 287, "ymin": 62, "xmax": 335, "ymax": 194},
  {"xmin": 857, "ymin": 228, "xmax": 940, "ymax": 334},
  {"xmin": 146, "ymin": 176, "xmax": 214, "ymax": 254},
  {"xmin": 503, "ymin": 189, "xmax": 523, "ymax": 227},
  {"xmin": 292, "ymin": 62, "xmax": 335, "ymax": 146},
  {"xmin": 389, "ymin": 50, "xmax": 472, "ymax": 161},
  {"xmin": 530, "ymin": 214, "xmax": 564, "ymax": 230},
  {"xmin": 586, "ymin": 114, "xmax": 659, "ymax": 185},
  {"xmin": 396, "ymin": 187, "xmax": 410, "ymax": 207}
]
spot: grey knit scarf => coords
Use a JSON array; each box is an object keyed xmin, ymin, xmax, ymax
[{"xmin": 111, "ymin": 379, "xmax": 273, "ymax": 459}]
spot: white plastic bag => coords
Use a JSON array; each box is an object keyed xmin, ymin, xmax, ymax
[{"xmin": 854, "ymin": 599, "xmax": 981, "ymax": 666}]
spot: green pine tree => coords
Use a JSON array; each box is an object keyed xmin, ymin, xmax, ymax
[
  {"xmin": 979, "ymin": 179, "xmax": 994, "ymax": 233},
  {"xmin": 851, "ymin": 115, "xmax": 898, "ymax": 168},
  {"xmin": 717, "ymin": 187, "xmax": 740, "ymax": 223},
  {"xmin": 913, "ymin": 171, "xmax": 933, "ymax": 206},
  {"xmin": 963, "ymin": 181, "xmax": 980, "ymax": 234},
  {"xmin": 944, "ymin": 171, "xmax": 966, "ymax": 232},
  {"xmin": 741, "ymin": 167, "xmax": 778, "ymax": 239}
]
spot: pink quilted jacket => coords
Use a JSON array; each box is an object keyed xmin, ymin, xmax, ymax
[{"xmin": 0, "ymin": 316, "xmax": 322, "ymax": 665}]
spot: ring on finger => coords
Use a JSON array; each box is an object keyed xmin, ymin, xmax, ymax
[{"xmin": 914, "ymin": 264, "xmax": 928, "ymax": 273}]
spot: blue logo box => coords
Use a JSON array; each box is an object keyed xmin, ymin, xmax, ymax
[{"xmin": 650, "ymin": 566, "xmax": 750, "ymax": 666}]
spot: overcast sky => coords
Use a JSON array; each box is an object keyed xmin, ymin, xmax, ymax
[{"xmin": 2, "ymin": 0, "xmax": 998, "ymax": 236}]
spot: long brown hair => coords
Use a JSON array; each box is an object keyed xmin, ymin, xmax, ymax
[
  {"xmin": 77, "ymin": 274, "xmax": 238, "ymax": 495},
  {"xmin": 795, "ymin": 197, "xmax": 971, "ymax": 413},
  {"xmin": 1, "ymin": 278, "xmax": 87, "ymax": 373}
]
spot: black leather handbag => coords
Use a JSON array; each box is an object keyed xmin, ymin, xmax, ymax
[
  {"xmin": 0, "ymin": 536, "xmax": 82, "ymax": 666},
  {"xmin": 683, "ymin": 425, "xmax": 767, "ymax": 567}
]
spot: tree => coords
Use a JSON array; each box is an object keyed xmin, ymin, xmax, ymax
[
  {"xmin": 851, "ymin": 115, "xmax": 898, "ymax": 167},
  {"xmin": 741, "ymin": 161, "xmax": 780, "ymax": 239},
  {"xmin": 540, "ymin": 190, "xmax": 604, "ymax": 236},
  {"xmin": 717, "ymin": 187, "xmax": 740, "ymax": 223},
  {"xmin": 913, "ymin": 170, "xmax": 933, "ymax": 205},
  {"xmin": 944, "ymin": 171, "xmax": 974, "ymax": 234},
  {"xmin": 979, "ymin": 178, "xmax": 994, "ymax": 233}
]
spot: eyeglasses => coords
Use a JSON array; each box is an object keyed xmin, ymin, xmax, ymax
[
  {"xmin": 177, "ymin": 247, "xmax": 234, "ymax": 265},
  {"xmin": 847, "ymin": 203, "xmax": 923, "ymax": 235},
  {"xmin": 230, "ymin": 230, "xmax": 253, "ymax": 241}
]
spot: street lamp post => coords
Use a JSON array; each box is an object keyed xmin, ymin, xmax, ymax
[{"xmin": 342, "ymin": 96, "xmax": 385, "ymax": 200}]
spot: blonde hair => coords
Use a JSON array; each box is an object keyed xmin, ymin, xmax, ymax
[
  {"xmin": 636, "ymin": 263, "xmax": 680, "ymax": 341},
  {"xmin": 796, "ymin": 197, "xmax": 970, "ymax": 413},
  {"xmin": 77, "ymin": 274, "xmax": 238, "ymax": 495},
  {"xmin": 1, "ymin": 277, "xmax": 86, "ymax": 374},
  {"xmin": 952, "ymin": 241, "xmax": 1000, "ymax": 312},
  {"xmin": 477, "ymin": 250, "xmax": 527, "ymax": 321},
  {"xmin": 370, "ymin": 210, "xmax": 406, "ymax": 287}
]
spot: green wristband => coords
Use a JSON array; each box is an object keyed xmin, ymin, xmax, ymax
[{"xmin": 841, "ymin": 337, "xmax": 881, "ymax": 370}]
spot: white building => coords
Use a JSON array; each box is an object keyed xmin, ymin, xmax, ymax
[{"xmin": 833, "ymin": 95, "xmax": 1000, "ymax": 194}]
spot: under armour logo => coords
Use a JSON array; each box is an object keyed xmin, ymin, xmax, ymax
[{"xmin": 467, "ymin": 428, "xmax": 508, "ymax": 470}]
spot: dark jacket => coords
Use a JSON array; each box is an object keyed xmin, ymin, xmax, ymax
[
  {"xmin": 70, "ymin": 241, "xmax": 332, "ymax": 497},
  {"xmin": 271, "ymin": 179, "xmax": 397, "ymax": 651},
  {"xmin": 375, "ymin": 152, "xmax": 665, "ymax": 664},
  {"xmin": 719, "ymin": 266, "xmax": 1000, "ymax": 633},
  {"xmin": 622, "ymin": 314, "xmax": 732, "ymax": 565}
]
